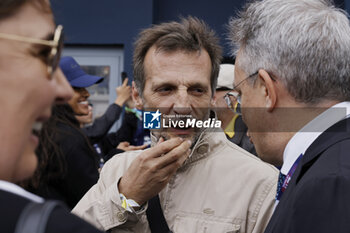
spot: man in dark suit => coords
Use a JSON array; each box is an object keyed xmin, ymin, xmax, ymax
[
  {"xmin": 0, "ymin": 0, "xmax": 102, "ymax": 232},
  {"xmin": 228, "ymin": 0, "xmax": 350, "ymax": 232}
]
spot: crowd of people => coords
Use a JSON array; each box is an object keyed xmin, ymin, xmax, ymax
[{"xmin": 1, "ymin": 0, "xmax": 350, "ymax": 232}]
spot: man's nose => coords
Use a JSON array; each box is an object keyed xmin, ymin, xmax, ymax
[
  {"xmin": 173, "ymin": 89, "xmax": 192, "ymax": 115},
  {"xmin": 53, "ymin": 68, "xmax": 73, "ymax": 104}
]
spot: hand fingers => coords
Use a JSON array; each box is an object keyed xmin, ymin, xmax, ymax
[
  {"xmin": 137, "ymin": 144, "xmax": 148, "ymax": 149},
  {"xmin": 146, "ymin": 137, "xmax": 184, "ymax": 158},
  {"xmin": 122, "ymin": 78, "xmax": 129, "ymax": 86},
  {"xmin": 119, "ymin": 141, "xmax": 129, "ymax": 146},
  {"xmin": 157, "ymin": 137, "xmax": 165, "ymax": 145},
  {"xmin": 157, "ymin": 146, "xmax": 191, "ymax": 180},
  {"xmin": 117, "ymin": 141, "xmax": 129, "ymax": 150},
  {"xmin": 157, "ymin": 139, "xmax": 192, "ymax": 169},
  {"xmin": 128, "ymin": 144, "xmax": 148, "ymax": 151}
]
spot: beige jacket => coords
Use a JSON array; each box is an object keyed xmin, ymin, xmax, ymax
[{"xmin": 73, "ymin": 130, "xmax": 278, "ymax": 233}]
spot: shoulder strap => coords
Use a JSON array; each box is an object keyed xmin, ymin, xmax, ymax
[
  {"xmin": 15, "ymin": 200, "xmax": 61, "ymax": 233},
  {"xmin": 146, "ymin": 195, "xmax": 172, "ymax": 233}
]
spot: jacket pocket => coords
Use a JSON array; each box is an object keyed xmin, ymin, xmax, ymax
[{"xmin": 173, "ymin": 215, "xmax": 241, "ymax": 233}]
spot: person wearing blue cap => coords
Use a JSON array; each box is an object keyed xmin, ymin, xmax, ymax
[
  {"xmin": 60, "ymin": 56, "xmax": 130, "ymax": 143},
  {"xmin": 60, "ymin": 56, "xmax": 145, "ymax": 164}
]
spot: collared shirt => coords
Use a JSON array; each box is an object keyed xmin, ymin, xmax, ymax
[
  {"xmin": 0, "ymin": 180, "xmax": 44, "ymax": 203},
  {"xmin": 281, "ymin": 102, "xmax": 350, "ymax": 176}
]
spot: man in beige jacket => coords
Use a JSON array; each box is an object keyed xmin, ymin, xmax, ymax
[{"xmin": 73, "ymin": 16, "xmax": 278, "ymax": 233}]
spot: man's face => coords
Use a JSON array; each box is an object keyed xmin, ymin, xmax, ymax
[
  {"xmin": 134, "ymin": 46, "xmax": 214, "ymax": 143},
  {"xmin": 234, "ymin": 52, "xmax": 272, "ymax": 160},
  {"xmin": 0, "ymin": 2, "xmax": 73, "ymax": 181},
  {"xmin": 234, "ymin": 51, "xmax": 285, "ymax": 165}
]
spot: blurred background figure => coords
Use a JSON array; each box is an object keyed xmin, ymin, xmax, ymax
[
  {"xmin": 23, "ymin": 56, "xmax": 107, "ymax": 209},
  {"xmin": 76, "ymin": 93, "xmax": 148, "ymax": 165},
  {"xmin": 79, "ymin": 75, "xmax": 131, "ymax": 145},
  {"xmin": 98, "ymin": 106, "xmax": 149, "ymax": 162},
  {"xmin": 215, "ymin": 64, "xmax": 257, "ymax": 155},
  {"xmin": 99, "ymin": 92, "xmax": 151, "ymax": 161},
  {"xmin": 119, "ymin": 97, "xmax": 151, "ymax": 147}
]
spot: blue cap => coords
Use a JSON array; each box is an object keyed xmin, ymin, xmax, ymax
[{"xmin": 59, "ymin": 56, "xmax": 103, "ymax": 88}]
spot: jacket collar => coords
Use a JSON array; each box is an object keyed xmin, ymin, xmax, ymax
[{"xmin": 150, "ymin": 111, "xmax": 223, "ymax": 166}]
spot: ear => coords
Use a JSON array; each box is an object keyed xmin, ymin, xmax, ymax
[
  {"xmin": 132, "ymin": 81, "xmax": 143, "ymax": 109},
  {"xmin": 257, "ymin": 69, "xmax": 277, "ymax": 112}
]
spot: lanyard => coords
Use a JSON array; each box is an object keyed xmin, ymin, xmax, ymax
[{"xmin": 276, "ymin": 153, "xmax": 303, "ymax": 201}]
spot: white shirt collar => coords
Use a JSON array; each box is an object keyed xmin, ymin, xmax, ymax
[
  {"xmin": 0, "ymin": 180, "xmax": 44, "ymax": 203},
  {"xmin": 281, "ymin": 101, "xmax": 350, "ymax": 175}
]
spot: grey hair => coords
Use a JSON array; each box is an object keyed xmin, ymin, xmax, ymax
[{"xmin": 228, "ymin": 0, "xmax": 350, "ymax": 104}]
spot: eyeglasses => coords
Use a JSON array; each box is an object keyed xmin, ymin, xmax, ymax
[
  {"xmin": 223, "ymin": 71, "xmax": 258, "ymax": 114},
  {"xmin": 233, "ymin": 71, "xmax": 259, "ymax": 91},
  {"xmin": 0, "ymin": 25, "xmax": 64, "ymax": 79},
  {"xmin": 224, "ymin": 91, "xmax": 241, "ymax": 115},
  {"xmin": 224, "ymin": 70, "xmax": 278, "ymax": 114}
]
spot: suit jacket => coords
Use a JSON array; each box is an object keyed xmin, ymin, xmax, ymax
[
  {"xmin": 0, "ymin": 189, "xmax": 102, "ymax": 233},
  {"xmin": 265, "ymin": 117, "xmax": 350, "ymax": 233}
]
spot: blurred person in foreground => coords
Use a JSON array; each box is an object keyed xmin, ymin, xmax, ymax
[
  {"xmin": 229, "ymin": 0, "xmax": 350, "ymax": 232},
  {"xmin": 0, "ymin": 0, "xmax": 103, "ymax": 232},
  {"xmin": 215, "ymin": 63, "xmax": 256, "ymax": 155},
  {"xmin": 73, "ymin": 16, "xmax": 278, "ymax": 233}
]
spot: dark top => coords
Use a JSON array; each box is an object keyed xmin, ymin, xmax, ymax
[
  {"xmin": 0, "ymin": 189, "xmax": 103, "ymax": 233},
  {"xmin": 30, "ymin": 105, "xmax": 99, "ymax": 209},
  {"xmin": 52, "ymin": 122, "xmax": 99, "ymax": 208},
  {"xmin": 264, "ymin": 117, "xmax": 350, "ymax": 233}
]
